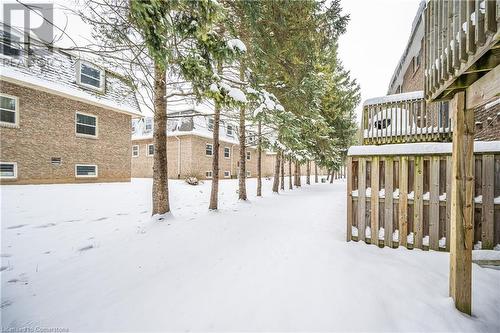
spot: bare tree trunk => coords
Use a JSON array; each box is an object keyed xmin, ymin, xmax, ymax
[
  {"xmin": 330, "ymin": 169, "xmax": 334, "ymax": 183},
  {"xmin": 152, "ymin": 62, "xmax": 170, "ymax": 216},
  {"xmin": 288, "ymin": 156, "xmax": 293, "ymax": 189},
  {"xmin": 327, "ymin": 170, "xmax": 330, "ymax": 181},
  {"xmin": 272, "ymin": 151, "xmax": 281, "ymax": 193},
  {"xmin": 293, "ymin": 160, "xmax": 298, "ymax": 187},
  {"xmin": 279, "ymin": 152, "xmax": 284, "ymax": 190},
  {"xmin": 314, "ymin": 163, "xmax": 318, "ymax": 183},
  {"xmin": 306, "ymin": 161, "xmax": 310, "ymax": 185},
  {"xmin": 297, "ymin": 162, "xmax": 301, "ymax": 187},
  {"xmin": 238, "ymin": 68, "xmax": 247, "ymax": 200},
  {"xmin": 256, "ymin": 119, "xmax": 262, "ymax": 197},
  {"xmin": 209, "ymin": 63, "xmax": 222, "ymax": 210}
]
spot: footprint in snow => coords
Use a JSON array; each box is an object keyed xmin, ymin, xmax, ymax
[
  {"xmin": 0, "ymin": 253, "xmax": 12, "ymax": 258},
  {"xmin": 7, "ymin": 224, "xmax": 28, "ymax": 230},
  {"xmin": 36, "ymin": 223, "xmax": 57, "ymax": 228},
  {"xmin": 64, "ymin": 219, "xmax": 81, "ymax": 223},
  {"xmin": 93, "ymin": 217, "xmax": 108, "ymax": 222},
  {"xmin": 0, "ymin": 266, "xmax": 8, "ymax": 272},
  {"xmin": 1, "ymin": 300, "xmax": 13, "ymax": 309},
  {"xmin": 78, "ymin": 245, "xmax": 94, "ymax": 252},
  {"xmin": 140, "ymin": 210, "xmax": 148, "ymax": 214},
  {"xmin": 116, "ymin": 213, "xmax": 128, "ymax": 216}
]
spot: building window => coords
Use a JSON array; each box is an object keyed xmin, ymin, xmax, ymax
[
  {"xmin": 75, "ymin": 164, "xmax": 97, "ymax": 177},
  {"xmin": 145, "ymin": 118, "xmax": 153, "ymax": 131},
  {"xmin": 227, "ymin": 124, "xmax": 233, "ymax": 136},
  {"xmin": 246, "ymin": 171, "xmax": 251, "ymax": 177},
  {"xmin": 0, "ymin": 162, "xmax": 17, "ymax": 179},
  {"xmin": 147, "ymin": 144, "xmax": 154, "ymax": 156},
  {"xmin": 76, "ymin": 112, "xmax": 97, "ymax": 137},
  {"xmin": 76, "ymin": 60, "xmax": 104, "ymax": 91},
  {"xmin": 224, "ymin": 171, "xmax": 231, "ymax": 178},
  {"xmin": 224, "ymin": 147, "xmax": 230, "ymax": 158},
  {"xmin": 246, "ymin": 151, "xmax": 251, "ymax": 160},
  {"xmin": 1, "ymin": 31, "xmax": 21, "ymax": 57},
  {"xmin": 206, "ymin": 171, "xmax": 213, "ymax": 179},
  {"xmin": 206, "ymin": 143, "xmax": 213, "ymax": 156},
  {"xmin": 132, "ymin": 145, "xmax": 139, "ymax": 157},
  {"xmin": 51, "ymin": 157, "xmax": 62, "ymax": 166},
  {"xmin": 207, "ymin": 117, "xmax": 214, "ymax": 131},
  {"xmin": 0, "ymin": 94, "xmax": 19, "ymax": 127}
]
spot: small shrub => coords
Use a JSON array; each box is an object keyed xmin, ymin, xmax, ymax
[{"xmin": 185, "ymin": 176, "xmax": 199, "ymax": 186}]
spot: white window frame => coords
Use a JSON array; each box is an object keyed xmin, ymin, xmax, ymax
[
  {"xmin": 147, "ymin": 144, "xmax": 154, "ymax": 156},
  {"xmin": 224, "ymin": 147, "xmax": 230, "ymax": 159},
  {"xmin": 224, "ymin": 171, "xmax": 231, "ymax": 178},
  {"xmin": 145, "ymin": 118, "xmax": 153, "ymax": 131},
  {"xmin": 0, "ymin": 93, "xmax": 19, "ymax": 128},
  {"xmin": 246, "ymin": 170, "xmax": 251, "ymax": 177},
  {"xmin": 75, "ymin": 112, "xmax": 98, "ymax": 138},
  {"xmin": 0, "ymin": 161, "xmax": 17, "ymax": 179},
  {"xmin": 206, "ymin": 143, "xmax": 213, "ymax": 156},
  {"xmin": 207, "ymin": 117, "xmax": 214, "ymax": 131},
  {"xmin": 132, "ymin": 145, "xmax": 139, "ymax": 157},
  {"xmin": 76, "ymin": 60, "xmax": 105, "ymax": 92},
  {"xmin": 226, "ymin": 124, "xmax": 234, "ymax": 137},
  {"xmin": 75, "ymin": 164, "xmax": 98, "ymax": 178},
  {"xmin": 206, "ymin": 171, "xmax": 213, "ymax": 179},
  {"xmin": 246, "ymin": 151, "xmax": 251, "ymax": 160}
]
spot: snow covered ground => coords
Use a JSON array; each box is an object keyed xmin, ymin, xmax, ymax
[{"xmin": 1, "ymin": 178, "xmax": 500, "ymax": 332}]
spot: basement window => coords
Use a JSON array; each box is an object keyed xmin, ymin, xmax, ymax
[
  {"xmin": 224, "ymin": 171, "xmax": 231, "ymax": 178},
  {"xmin": 0, "ymin": 94, "xmax": 19, "ymax": 127},
  {"xmin": 246, "ymin": 171, "xmax": 251, "ymax": 177},
  {"xmin": 206, "ymin": 171, "xmax": 213, "ymax": 179},
  {"xmin": 0, "ymin": 162, "xmax": 17, "ymax": 179},
  {"xmin": 75, "ymin": 164, "xmax": 97, "ymax": 177}
]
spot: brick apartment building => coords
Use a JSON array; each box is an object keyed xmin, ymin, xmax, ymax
[{"xmin": 0, "ymin": 29, "xmax": 141, "ymax": 184}]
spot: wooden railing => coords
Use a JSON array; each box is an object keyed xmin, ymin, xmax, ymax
[
  {"xmin": 361, "ymin": 91, "xmax": 452, "ymax": 145},
  {"xmin": 424, "ymin": 0, "xmax": 500, "ymax": 101},
  {"xmin": 346, "ymin": 144, "xmax": 500, "ymax": 250}
]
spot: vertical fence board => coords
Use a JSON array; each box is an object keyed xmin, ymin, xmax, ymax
[
  {"xmin": 358, "ymin": 158, "xmax": 367, "ymax": 242},
  {"xmin": 371, "ymin": 157, "xmax": 380, "ymax": 245},
  {"xmin": 347, "ymin": 157, "xmax": 353, "ymax": 242},
  {"xmin": 446, "ymin": 155, "xmax": 453, "ymax": 251},
  {"xmin": 481, "ymin": 155, "xmax": 494, "ymax": 249},
  {"xmin": 430, "ymin": 156, "xmax": 440, "ymax": 250},
  {"xmin": 385, "ymin": 158, "xmax": 394, "ymax": 247},
  {"xmin": 399, "ymin": 157, "xmax": 409, "ymax": 248},
  {"xmin": 414, "ymin": 156, "xmax": 424, "ymax": 249}
]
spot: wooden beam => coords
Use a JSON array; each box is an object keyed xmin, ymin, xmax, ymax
[
  {"xmin": 358, "ymin": 158, "xmax": 367, "ymax": 242},
  {"xmin": 481, "ymin": 155, "xmax": 494, "ymax": 249},
  {"xmin": 446, "ymin": 155, "xmax": 453, "ymax": 251},
  {"xmin": 429, "ymin": 156, "xmax": 440, "ymax": 250},
  {"xmin": 384, "ymin": 157, "xmax": 394, "ymax": 248},
  {"xmin": 449, "ymin": 91, "xmax": 474, "ymax": 315},
  {"xmin": 414, "ymin": 156, "xmax": 424, "ymax": 249},
  {"xmin": 465, "ymin": 63, "xmax": 500, "ymax": 109}
]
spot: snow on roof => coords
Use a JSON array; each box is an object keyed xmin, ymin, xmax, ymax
[
  {"xmin": 363, "ymin": 91, "xmax": 423, "ymax": 107},
  {"xmin": 0, "ymin": 33, "xmax": 141, "ymax": 116},
  {"xmin": 348, "ymin": 141, "xmax": 500, "ymax": 156}
]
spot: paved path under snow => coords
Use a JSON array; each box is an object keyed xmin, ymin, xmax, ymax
[{"xmin": 1, "ymin": 179, "xmax": 499, "ymax": 331}]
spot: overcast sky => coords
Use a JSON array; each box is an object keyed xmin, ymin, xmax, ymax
[{"xmin": 338, "ymin": 0, "xmax": 421, "ymax": 119}]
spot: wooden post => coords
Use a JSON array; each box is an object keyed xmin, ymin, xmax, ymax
[
  {"xmin": 449, "ymin": 91, "xmax": 474, "ymax": 315},
  {"xmin": 347, "ymin": 157, "xmax": 353, "ymax": 242},
  {"xmin": 399, "ymin": 156, "xmax": 409, "ymax": 248},
  {"xmin": 384, "ymin": 157, "xmax": 394, "ymax": 248},
  {"xmin": 371, "ymin": 156, "xmax": 380, "ymax": 246}
]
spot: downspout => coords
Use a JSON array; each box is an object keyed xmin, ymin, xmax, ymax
[{"xmin": 174, "ymin": 136, "xmax": 181, "ymax": 179}]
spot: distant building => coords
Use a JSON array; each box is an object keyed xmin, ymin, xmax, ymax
[
  {"xmin": 0, "ymin": 28, "xmax": 141, "ymax": 184},
  {"xmin": 131, "ymin": 112, "xmax": 278, "ymax": 180}
]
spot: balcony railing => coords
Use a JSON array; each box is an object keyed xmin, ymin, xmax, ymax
[
  {"xmin": 361, "ymin": 91, "xmax": 452, "ymax": 145},
  {"xmin": 424, "ymin": 0, "xmax": 499, "ymax": 101}
]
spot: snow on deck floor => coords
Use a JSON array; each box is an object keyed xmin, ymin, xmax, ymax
[{"xmin": 1, "ymin": 178, "xmax": 499, "ymax": 332}]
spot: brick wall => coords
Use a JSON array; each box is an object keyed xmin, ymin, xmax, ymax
[
  {"xmin": 474, "ymin": 102, "xmax": 500, "ymax": 141},
  {"xmin": 0, "ymin": 80, "xmax": 132, "ymax": 184}
]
